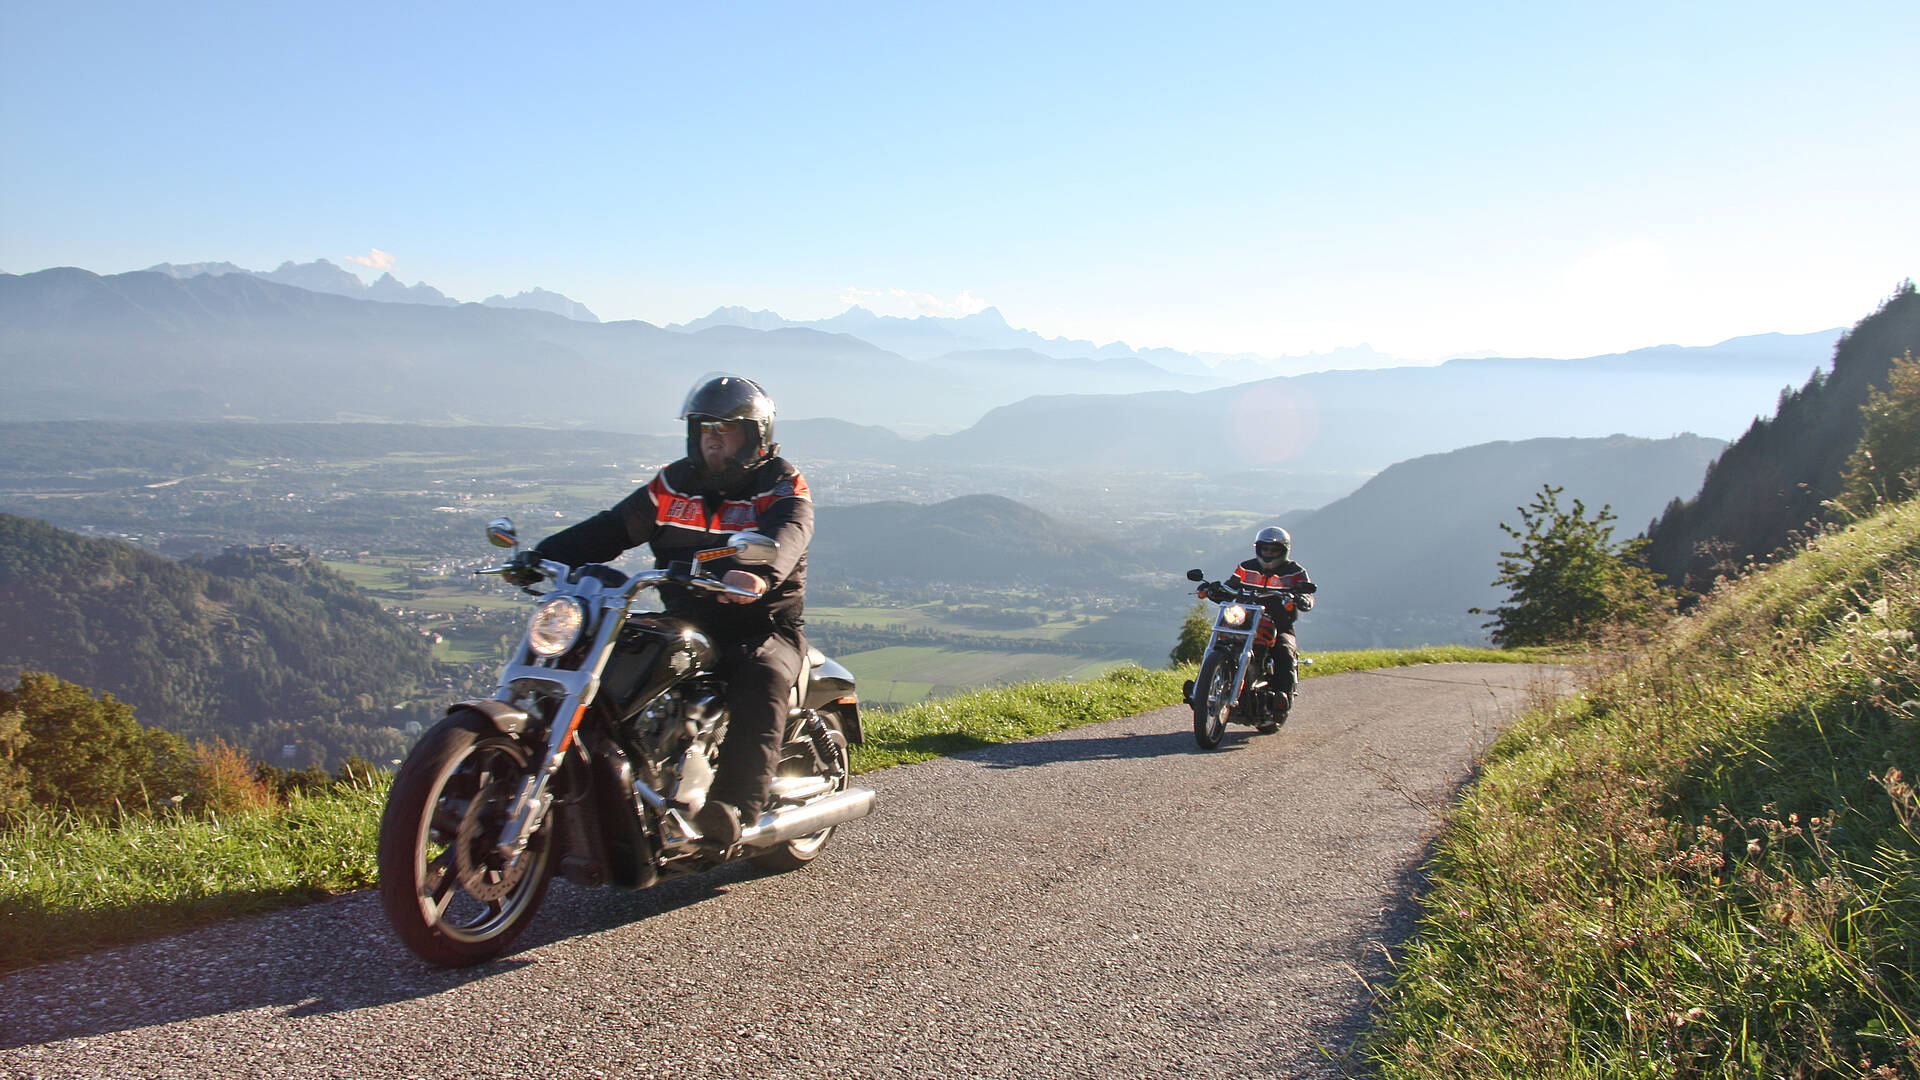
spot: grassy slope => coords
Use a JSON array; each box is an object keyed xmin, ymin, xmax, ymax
[
  {"xmin": 0, "ymin": 646, "xmax": 1541, "ymax": 971},
  {"xmin": 1366, "ymin": 499, "xmax": 1920, "ymax": 1077}
]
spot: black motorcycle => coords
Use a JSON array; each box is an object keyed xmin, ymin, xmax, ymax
[
  {"xmin": 377, "ymin": 517, "xmax": 874, "ymax": 967},
  {"xmin": 1182, "ymin": 568, "xmax": 1316, "ymax": 750}
]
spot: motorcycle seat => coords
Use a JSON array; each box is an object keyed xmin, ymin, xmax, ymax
[{"xmin": 790, "ymin": 647, "xmax": 820, "ymax": 712}]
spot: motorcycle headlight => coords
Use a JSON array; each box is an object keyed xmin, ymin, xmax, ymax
[
  {"xmin": 1222, "ymin": 604, "xmax": 1250, "ymax": 628},
  {"xmin": 527, "ymin": 596, "xmax": 587, "ymax": 657}
]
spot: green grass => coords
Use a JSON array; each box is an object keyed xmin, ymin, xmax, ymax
[
  {"xmin": 1363, "ymin": 498, "xmax": 1920, "ymax": 1078},
  {"xmin": 0, "ymin": 645, "xmax": 1540, "ymax": 972},
  {"xmin": 0, "ymin": 780, "xmax": 384, "ymax": 971}
]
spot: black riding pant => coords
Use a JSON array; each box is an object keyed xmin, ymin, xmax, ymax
[
  {"xmin": 708, "ymin": 624, "xmax": 806, "ymax": 820},
  {"xmin": 1271, "ymin": 631, "xmax": 1299, "ymax": 696}
]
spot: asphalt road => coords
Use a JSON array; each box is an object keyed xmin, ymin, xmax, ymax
[{"xmin": 1, "ymin": 662, "xmax": 1573, "ymax": 1080}]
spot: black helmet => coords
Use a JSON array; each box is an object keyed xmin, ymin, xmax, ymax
[
  {"xmin": 1254, "ymin": 526, "xmax": 1291, "ymax": 569},
  {"xmin": 680, "ymin": 374, "xmax": 778, "ymax": 483}
]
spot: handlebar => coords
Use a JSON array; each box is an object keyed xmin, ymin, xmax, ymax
[{"xmin": 477, "ymin": 559, "xmax": 764, "ymax": 601}]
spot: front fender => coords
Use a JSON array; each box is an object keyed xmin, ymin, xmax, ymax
[{"xmin": 447, "ymin": 699, "xmax": 532, "ymax": 736}]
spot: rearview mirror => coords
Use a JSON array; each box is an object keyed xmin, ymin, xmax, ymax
[
  {"xmin": 726, "ymin": 531, "xmax": 778, "ymax": 566},
  {"xmin": 486, "ymin": 517, "xmax": 519, "ymax": 548},
  {"xmin": 1186, "ymin": 569, "xmax": 1205, "ymax": 582},
  {"xmin": 1297, "ymin": 581, "xmax": 1317, "ymax": 594}
]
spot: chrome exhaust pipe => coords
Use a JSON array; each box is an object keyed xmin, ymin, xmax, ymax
[{"xmin": 738, "ymin": 787, "xmax": 876, "ymax": 848}]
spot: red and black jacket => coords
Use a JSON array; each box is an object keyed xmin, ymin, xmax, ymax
[
  {"xmin": 1229, "ymin": 558, "xmax": 1313, "ymax": 631},
  {"xmin": 531, "ymin": 456, "xmax": 812, "ymax": 636}
]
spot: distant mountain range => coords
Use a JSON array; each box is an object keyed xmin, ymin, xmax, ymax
[
  {"xmin": 145, "ymin": 259, "xmax": 601, "ymax": 322},
  {"xmin": 668, "ymin": 302, "xmax": 1409, "ymax": 378},
  {"xmin": 1, "ymin": 267, "xmax": 1841, "ymax": 465}
]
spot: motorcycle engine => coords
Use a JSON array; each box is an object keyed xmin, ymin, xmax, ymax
[{"xmin": 625, "ymin": 684, "xmax": 728, "ymax": 805}]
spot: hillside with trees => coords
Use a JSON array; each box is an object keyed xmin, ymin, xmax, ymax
[
  {"xmin": 1643, "ymin": 281, "xmax": 1920, "ymax": 593},
  {"xmin": 0, "ymin": 514, "xmax": 435, "ymax": 766}
]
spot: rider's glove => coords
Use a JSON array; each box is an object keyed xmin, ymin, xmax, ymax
[{"xmin": 500, "ymin": 550, "xmax": 544, "ymax": 588}]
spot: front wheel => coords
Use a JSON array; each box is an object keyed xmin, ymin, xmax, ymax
[
  {"xmin": 378, "ymin": 710, "xmax": 553, "ymax": 967},
  {"xmin": 1192, "ymin": 652, "xmax": 1238, "ymax": 750}
]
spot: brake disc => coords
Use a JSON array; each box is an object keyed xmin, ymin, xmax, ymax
[{"xmin": 453, "ymin": 777, "xmax": 533, "ymax": 902}]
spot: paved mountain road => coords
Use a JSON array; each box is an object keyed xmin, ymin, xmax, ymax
[{"xmin": 1, "ymin": 663, "xmax": 1573, "ymax": 1080}]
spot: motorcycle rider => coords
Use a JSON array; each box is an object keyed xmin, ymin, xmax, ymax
[
  {"xmin": 1201, "ymin": 526, "xmax": 1314, "ymax": 731},
  {"xmin": 506, "ymin": 374, "xmax": 812, "ymax": 848}
]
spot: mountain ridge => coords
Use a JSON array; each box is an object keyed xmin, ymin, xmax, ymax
[{"xmin": 145, "ymin": 258, "xmax": 599, "ymax": 322}]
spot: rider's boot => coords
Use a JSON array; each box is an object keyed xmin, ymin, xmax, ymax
[{"xmin": 693, "ymin": 799, "xmax": 742, "ymax": 848}]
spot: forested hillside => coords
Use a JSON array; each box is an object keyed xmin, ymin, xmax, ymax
[
  {"xmin": 0, "ymin": 514, "xmax": 436, "ymax": 766},
  {"xmin": 1644, "ymin": 281, "xmax": 1920, "ymax": 592}
]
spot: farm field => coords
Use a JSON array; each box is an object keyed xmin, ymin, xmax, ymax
[
  {"xmin": 837, "ymin": 645, "xmax": 1130, "ymax": 707},
  {"xmin": 806, "ymin": 601, "xmax": 1114, "ymax": 642}
]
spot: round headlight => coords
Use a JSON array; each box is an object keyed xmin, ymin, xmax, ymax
[
  {"xmin": 1222, "ymin": 604, "xmax": 1250, "ymax": 627},
  {"xmin": 527, "ymin": 596, "xmax": 587, "ymax": 657}
]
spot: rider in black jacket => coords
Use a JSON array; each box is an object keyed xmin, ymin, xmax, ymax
[{"xmin": 513, "ymin": 375, "xmax": 812, "ymax": 847}]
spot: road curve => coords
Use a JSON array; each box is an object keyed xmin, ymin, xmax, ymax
[{"xmin": 1, "ymin": 663, "xmax": 1573, "ymax": 1080}]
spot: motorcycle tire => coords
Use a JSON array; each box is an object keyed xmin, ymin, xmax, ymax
[
  {"xmin": 1192, "ymin": 652, "xmax": 1236, "ymax": 750},
  {"xmin": 378, "ymin": 709, "xmax": 553, "ymax": 968},
  {"xmin": 752, "ymin": 707, "xmax": 853, "ymax": 873}
]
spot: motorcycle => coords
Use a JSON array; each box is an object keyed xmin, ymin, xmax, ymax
[
  {"xmin": 377, "ymin": 517, "xmax": 875, "ymax": 967},
  {"xmin": 1181, "ymin": 568, "xmax": 1316, "ymax": 750}
]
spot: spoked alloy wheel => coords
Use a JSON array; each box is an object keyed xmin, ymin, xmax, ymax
[
  {"xmin": 752, "ymin": 708, "xmax": 852, "ymax": 873},
  {"xmin": 1192, "ymin": 652, "xmax": 1237, "ymax": 750},
  {"xmin": 378, "ymin": 711, "xmax": 552, "ymax": 967}
]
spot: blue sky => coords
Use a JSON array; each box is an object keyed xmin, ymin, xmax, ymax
[{"xmin": 2, "ymin": 1, "xmax": 1914, "ymax": 362}]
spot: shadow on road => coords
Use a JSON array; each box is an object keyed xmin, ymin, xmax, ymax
[
  {"xmin": 964, "ymin": 723, "xmax": 1260, "ymax": 769},
  {"xmin": 0, "ymin": 859, "xmax": 769, "ymax": 1048}
]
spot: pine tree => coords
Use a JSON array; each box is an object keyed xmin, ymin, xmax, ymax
[
  {"xmin": 1835, "ymin": 350, "xmax": 1920, "ymax": 516},
  {"xmin": 1475, "ymin": 485, "xmax": 1670, "ymax": 647},
  {"xmin": 1169, "ymin": 600, "xmax": 1212, "ymax": 667}
]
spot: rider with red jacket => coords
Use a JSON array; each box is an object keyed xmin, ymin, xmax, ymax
[
  {"xmin": 1203, "ymin": 526, "xmax": 1314, "ymax": 727},
  {"xmin": 513, "ymin": 374, "xmax": 810, "ymax": 848}
]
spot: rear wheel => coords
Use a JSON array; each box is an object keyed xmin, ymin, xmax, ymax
[
  {"xmin": 1192, "ymin": 652, "xmax": 1237, "ymax": 750},
  {"xmin": 751, "ymin": 707, "xmax": 852, "ymax": 873},
  {"xmin": 377, "ymin": 710, "xmax": 552, "ymax": 967}
]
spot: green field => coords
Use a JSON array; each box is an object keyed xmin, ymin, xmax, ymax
[
  {"xmin": 431, "ymin": 629, "xmax": 507, "ymax": 664},
  {"xmin": 839, "ymin": 645, "xmax": 1129, "ymax": 706},
  {"xmin": 323, "ymin": 560, "xmax": 410, "ymax": 591},
  {"xmin": 806, "ymin": 601, "xmax": 1109, "ymax": 642},
  {"xmin": 323, "ymin": 559, "xmax": 528, "ymax": 613}
]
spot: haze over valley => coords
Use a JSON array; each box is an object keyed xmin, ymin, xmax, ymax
[{"xmin": 3, "ymin": 258, "xmax": 1865, "ymax": 756}]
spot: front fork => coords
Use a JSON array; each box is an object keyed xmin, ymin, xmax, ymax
[
  {"xmin": 1206, "ymin": 628, "xmax": 1260, "ymax": 711},
  {"xmin": 490, "ymin": 597, "xmax": 628, "ymax": 861}
]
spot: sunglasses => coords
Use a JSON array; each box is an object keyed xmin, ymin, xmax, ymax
[{"xmin": 697, "ymin": 420, "xmax": 747, "ymax": 435}]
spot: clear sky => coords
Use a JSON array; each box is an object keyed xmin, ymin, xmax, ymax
[{"xmin": 2, "ymin": 1, "xmax": 1914, "ymax": 362}]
